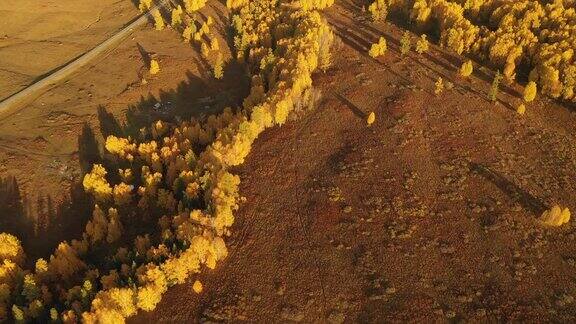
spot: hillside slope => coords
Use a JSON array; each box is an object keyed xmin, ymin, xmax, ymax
[{"xmin": 133, "ymin": 1, "xmax": 576, "ymax": 322}]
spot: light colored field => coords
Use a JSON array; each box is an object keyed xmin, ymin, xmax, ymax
[{"xmin": 0, "ymin": 0, "xmax": 136, "ymax": 99}]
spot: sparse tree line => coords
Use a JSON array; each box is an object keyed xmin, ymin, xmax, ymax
[
  {"xmin": 366, "ymin": 0, "xmax": 573, "ymax": 216},
  {"xmin": 142, "ymin": 0, "xmax": 224, "ymax": 79},
  {"xmin": 0, "ymin": 0, "xmax": 335, "ymax": 323},
  {"xmin": 367, "ymin": 0, "xmax": 576, "ymax": 102}
]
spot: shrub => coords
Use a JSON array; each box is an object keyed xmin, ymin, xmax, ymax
[
  {"xmin": 434, "ymin": 77, "xmax": 444, "ymax": 95},
  {"xmin": 192, "ymin": 280, "xmax": 203, "ymax": 293},
  {"xmin": 517, "ymin": 104, "xmax": 526, "ymax": 115},
  {"xmin": 540, "ymin": 205, "xmax": 570, "ymax": 226},
  {"xmin": 367, "ymin": 112, "xmax": 375, "ymax": 126}
]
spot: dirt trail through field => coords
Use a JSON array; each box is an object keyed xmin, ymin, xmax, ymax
[
  {"xmin": 134, "ymin": 0, "xmax": 576, "ymax": 322},
  {"xmin": 0, "ymin": 1, "xmax": 169, "ymax": 117}
]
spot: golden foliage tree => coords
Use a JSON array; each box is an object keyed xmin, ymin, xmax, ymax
[
  {"xmin": 400, "ymin": 31, "xmax": 411, "ymax": 56},
  {"xmin": 523, "ymin": 81, "xmax": 537, "ymax": 102},
  {"xmin": 369, "ymin": 37, "xmax": 387, "ymax": 58},
  {"xmin": 460, "ymin": 60, "xmax": 473, "ymax": 78},
  {"xmin": 540, "ymin": 205, "xmax": 571, "ymax": 226},
  {"xmin": 0, "ymin": 233, "xmax": 25, "ymax": 265},
  {"xmin": 415, "ymin": 34, "xmax": 429, "ymax": 54}
]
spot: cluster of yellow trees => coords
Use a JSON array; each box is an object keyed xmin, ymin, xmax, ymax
[
  {"xmin": 368, "ymin": 0, "xmax": 576, "ymax": 102},
  {"xmin": 0, "ymin": 1, "xmax": 334, "ymax": 323},
  {"xmin": 141, "ymin": 0, "xmax": 223, "ymax": 79}
]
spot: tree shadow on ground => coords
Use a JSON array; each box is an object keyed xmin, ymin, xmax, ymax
[
  {"xmin": 327, "ymin": 1, "xmax": 519, "ymax": 111},
  {"xmin": 98, "ymin": 66, "xmax": 248, "ymax": 141},
  {"xmin": 469, "ymin": 162, "xmax": 547, "ymax": 216},
  {"xmin": 336, "ymin": 0, "xmax": 576, "ymax": 111},
  {"xmin": 0, "ymin": 44, "xmax": 249, "ymax": 266}
]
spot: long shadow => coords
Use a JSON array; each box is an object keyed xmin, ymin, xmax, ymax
[
  {"xmin": 0, "ymin": 131, "xmax": 98, "ymax": 265},
  {"xmin": 333, "ymin": 92, "xmax": 367, "ymax": 119},
  {"xmin": 335, "ymin": 0, "xmax": 530, "ymax": 104},
  {"xmin": 78, "ymin": 122, "xmax": 102, "ymax": 175},
  {"xmin": 0, "ymin": 176, "xmax": 31, "ymax": 241},
  {"xmin": 0, "ymin": 59, "xmax": 248, "ymax": 269},
  {"xmin": 469, "ymin": 162, "xmax": 547, "ymax": 216},
  {"xmin": 97, "ymin": 106, "xmax": 124, "ymax": 138},
  {"xmin": 98, "ymin": 68, "xmax": 249, "ymax": 142},
  {"xmin": 328, "ymin": 2, "xmax": 522, "ymax": 111},
  {"xmin": 0, "ymin": 0, "xmax": 246, "ymax": 280},
  {"xmin": 136, "ymin": 42, "xmax": 152, "ymax": 69}
]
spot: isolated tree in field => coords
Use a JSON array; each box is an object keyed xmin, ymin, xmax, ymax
[
  {"xmin": 460, "ymin": 60, "xmax": 473, "ymax": 78},
  {"xmin": 415, "ymin": 35, "xmax": 429, "ymax": 54},
  {"xmin": 150, "ymin": 59, "xmax": 160, "ymax": 75},
  {"xmin": 400, "ymin": 31, "xmax": 411, "ymax": 56},
  {"xmin": 369, "ymin": 37, "xmax": 387, "ymax": 58},
  {"xmin": 367, "ymin": 112, "xmax": 375, "ymax": 126},
  {"xmin": 517, "ymin": 104, "xmax": 526, "ymax": 115},
  {"xmin": 540, "ymin": 205, "xmax": 570, "ymax": 226},
  {"xmin": 523, "ymin": 81, "xmax": 537, "ymax": 102},
  {"xmin": 435, "ymin": 77, "xmax": 444, "ymax": 95},
  {"xmin": 193, "ymin": 280, "xmax": 203, "ymax": 293},
  {"xmin": 489, "ymin": 70, "xmax": 502, "ymax": 102}
]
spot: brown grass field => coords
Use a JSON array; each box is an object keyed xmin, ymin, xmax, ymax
[{"xmin": 1, "ymin": 0, "xmax": 575, "ymax": 322}]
